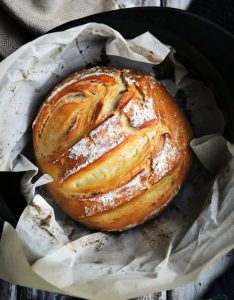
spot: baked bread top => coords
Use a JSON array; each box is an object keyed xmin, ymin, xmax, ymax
[{"xmin": 33, "ymin": 66, "xmax": 192, "ymax": 231}]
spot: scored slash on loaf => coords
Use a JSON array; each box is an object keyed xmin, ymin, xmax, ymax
[{"xmin": 33, "ymin": 66, "xmax": 192, "ymax": 231}]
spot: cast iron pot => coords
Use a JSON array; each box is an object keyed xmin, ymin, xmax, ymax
[{"xmin": 0, "ymin": 7, "xmax": 233, "ymax": 228}]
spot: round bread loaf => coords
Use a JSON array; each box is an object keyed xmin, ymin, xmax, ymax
[{"xmin": 33, "ymin": 66, "xmax": 192, "ymax": 231}]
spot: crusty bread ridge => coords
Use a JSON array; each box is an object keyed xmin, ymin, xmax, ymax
[{"xmin": 33, "ymin": 66, "xmax": 192, "ymax": 231}]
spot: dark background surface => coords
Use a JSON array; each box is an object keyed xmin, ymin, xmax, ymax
[{"xmin": 0, "ymin": 0, "xmax": 234, "ymax": 299}]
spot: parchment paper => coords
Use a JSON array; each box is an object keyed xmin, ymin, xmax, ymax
[{"xmin": 0, "ymin": 23, "xmax": 233, "ymax": 300}]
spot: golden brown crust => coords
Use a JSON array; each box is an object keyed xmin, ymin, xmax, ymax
[{"xmin": 33, "ymin": 66, "xmax": 192, "ymax": 231}]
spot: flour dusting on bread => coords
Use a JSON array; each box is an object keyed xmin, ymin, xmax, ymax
[{"xmin": 33, "ymin": 66, "xmax": 192, "ymax": 231}]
